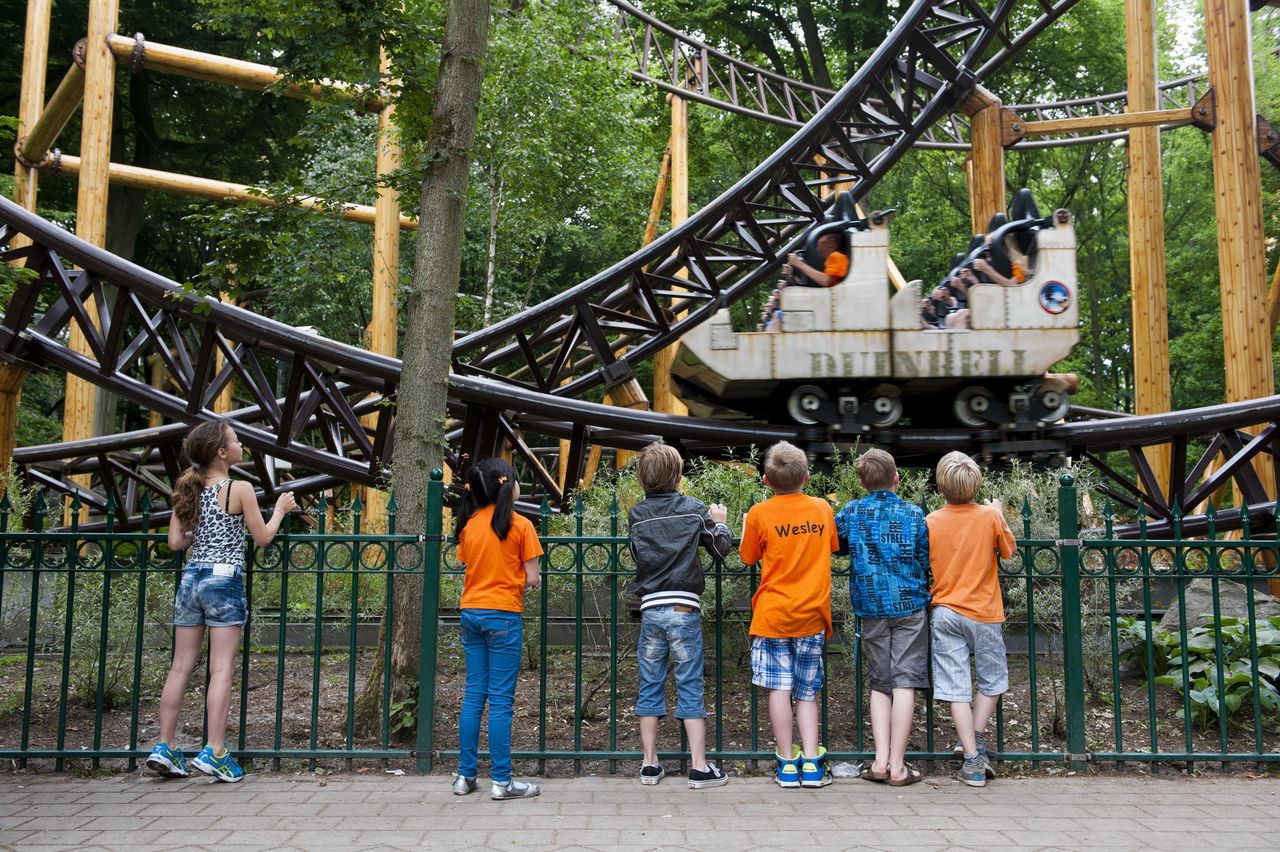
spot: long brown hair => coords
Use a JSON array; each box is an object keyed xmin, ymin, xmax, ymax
[{"xmin": 171, "ymin": 420, "xmax": 230, "ymax": 531}]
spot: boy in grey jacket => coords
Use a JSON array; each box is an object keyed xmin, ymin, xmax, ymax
[{"xmin": 628, "ymin": 442, "xmax": 732, "ymax": 788}]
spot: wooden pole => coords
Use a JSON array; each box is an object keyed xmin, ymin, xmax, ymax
[
  {"xmin": 40, "ymin": 154, "xmax": 418, "ymax": 229},
  {"xmin": 147, "ymin": 354, "xmax": 165, "ymax": 428},
  {"xmin": 1003, "ymin": 107, "xmax": 1200, "ymax": 141},
  {"xmin": 653, "ymin": 85, "xmax": 689, "ymax": 417},
  {"xmin": 104, "ymin": 34, "xmax": 381, "ymax": 109},
  {"xmin": 959, "ymin": 86, "xmax": 1006, "ymax": 233},
  {"xmin": 214, "ymin": 292, "xmax": 236, "ymax": 414},
  {"xmin": 3, "ymin": 0, "xmax": 53, "ymax": 471},
  {"xmin": 1204, "ymin": 0, "xmax": 1276, "ymax": 538},
  {"xmin": 1127, "ymin": 0, "xmax": 1173, "ymax": 495},
  {"xmin": 1265, "ymin": 253, "xmax": 1280, "ymax": 332},
  {"xmin": 362, "ymin": 47, "xmax": 401, "ymax": 531},
  {"xmin": 15, "ymin": 63, "xmax": 85, "ymax": 166},
  {"xmin": 63, "ymin": 0, "xmax": 120, "ymax": 483}
]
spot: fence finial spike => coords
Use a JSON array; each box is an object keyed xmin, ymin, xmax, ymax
[
  {"xmin": 0, "ymin": 492, "xmax": 10, "ymax": 513},
  {"xmin": 386, "ymin": 490, "xmax": 398, "ymax": 514}
]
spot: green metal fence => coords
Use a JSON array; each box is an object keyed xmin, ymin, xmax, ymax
[{"xmin": 2, "ymin": 472, "xmax": 1277, "ymax": 773}]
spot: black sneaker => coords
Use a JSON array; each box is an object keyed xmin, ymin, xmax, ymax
[
  {"xmin": 640, "ymin": 763, "xmax": 665, "ymax": 786},
  {"xmin": 688, "ymin": 763, "xmax": 728, "ymax": 789}
]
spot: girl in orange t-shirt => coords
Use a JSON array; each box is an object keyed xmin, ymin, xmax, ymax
[{"xmin": 452, "ymin": 458, "xmax": 544, "ymax": 800}]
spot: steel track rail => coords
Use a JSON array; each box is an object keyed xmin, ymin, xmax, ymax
[{"xmin": 608, "ymin": 0, "xmax": 1204, "ymax": 150}]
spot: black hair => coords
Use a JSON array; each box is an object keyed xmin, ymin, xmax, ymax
[{"xmin": 455, "ymin": 457, "xmax": 519, "ymax": 540}]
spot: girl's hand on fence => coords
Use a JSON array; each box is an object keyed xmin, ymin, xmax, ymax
[
  {"xmin": 275, "ymin": 491, "xmax": 299, "ymax": 515},
  {"xmin": 708, "ymin": 503, "xmax": 728, "ymax": 524}
]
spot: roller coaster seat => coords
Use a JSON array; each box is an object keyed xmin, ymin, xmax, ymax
[{"xmin": 781, "ymin": 216, "xmax": 892, "ymax": 332}]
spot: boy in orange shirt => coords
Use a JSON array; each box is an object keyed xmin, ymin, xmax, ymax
[
  {"xmin": 739, "ymin": 441, "xmax": 840, "ymax": 788},
  {"xmin": 925, "ymin": 451, "xmax": 1016, "ymax": 788}
]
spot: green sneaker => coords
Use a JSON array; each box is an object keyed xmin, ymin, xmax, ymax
[
  {"xmin": 190, "ymin": 745, "xmax": 244, "ymax": 783},
  {"xmin": 145, "ymin": 742, "xmax": 189, "ymax": 778}
]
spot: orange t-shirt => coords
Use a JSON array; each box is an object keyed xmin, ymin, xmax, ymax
[
  {"xmin": 823, "ymin": 250, "xmax": 849, "ymax": 283},
  {"xmin": 925, "ymin": 503, "xmax": 1017, "ymax": 623},
  {"xmin": 457, "ymin": 506, "xmax": 544, "ymax": 613},
  {"xmin": 739, "ymin": 493, "xmax": 839, "ymax": 638}
]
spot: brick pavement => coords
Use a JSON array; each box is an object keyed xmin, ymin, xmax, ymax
[{"xmin": 0, "ymin": 769, "xmax": 1276, "ymax": 850}]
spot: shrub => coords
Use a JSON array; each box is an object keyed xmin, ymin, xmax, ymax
[{"xmin": 1118, "ymin": 614, "xmax": 1280, "ymax": 728}]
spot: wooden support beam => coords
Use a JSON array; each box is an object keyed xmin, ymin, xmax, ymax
[
  {"xmin": 39, "ymin": 154, "xmax": 419, "ymax": 229},
  {"xmin": 1127, "ymin": 0, "xmax": 1172, "ymax": 496},
  {"xmin": 64, "ymin": 0, "xmax": 119, "ymax": 480},
  {"xmin": 1001, "ymin": 104, "xmax": 1211, "ymax": 145},
  {"xmin": 15, "ymin": 62, "xmax": 85, "ymax": 167},
  {"xmin": 1267, "ymin": 253, "xmax": 1280, "ymax": 332},
  {"xmin": 362, "ymin": 47, "xmax": 401, "ymax": 531},
  {"xmin": 959, "ymin": 86, "xmax": 1005, "ymax": 233},
  {"xmin": 4, "ymin": 0, "xmax": 53, "ymax": 471},
  {"xmin": 105, "ymin": 33, "xmax": 381, "ymax": 110},
  {"xmin": 1204, "ymin": 0, "xmax": 1276, "ymax": 557},
  {"xmin": 652, "ymin": 83, "xmax": 689, "ymax": 418}
]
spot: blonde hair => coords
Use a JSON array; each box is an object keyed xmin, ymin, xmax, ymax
[
  {"xmin": 636, "ymin": 442, "xmax": 683, "ymax": 493},
  {"xmin": 855, "ymin": 448, "xmax": 897, "ymax": 492},
  {"xmin": 763, "ymin": 441, "xmax": 809, "ymax": 492},
  {"xmin": 936, "ymin": 451, "xmax": 982, "ymax": 504}
]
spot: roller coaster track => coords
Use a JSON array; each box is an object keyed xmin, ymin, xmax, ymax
[
  {"xmin": 610, "ymin": 0, "xmax": 1208, "ymax": 150},
  {"xmin": 3, "ymin": 0, "xmax": 1277, "ymax": 541}
]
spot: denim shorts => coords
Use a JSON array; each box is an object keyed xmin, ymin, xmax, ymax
[
  {"xmin": 750, "ymin": 632, "xmax": 825, "ymax": 701},
  {"xmin": 635, "ymin": 606, "xmax": 706, "ymax": 719},
  {"xmin": 930, "ymin": 605, "xmax": 1008, "ymax": 702},
  {"xmin": 173, "ymin": 562, "xmax": 247, "ymax": 628}
]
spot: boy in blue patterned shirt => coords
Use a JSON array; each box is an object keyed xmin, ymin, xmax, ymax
[{"xmin": 835, "ymin": 449, "xmax": 930, "ymax": 786}]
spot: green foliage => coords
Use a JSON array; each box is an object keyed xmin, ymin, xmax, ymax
[
  {"xmin": 387, "ymin": 679, "xmax": 419, "ymax": 740},
  {"xmin": 1119, "ymin": 614, "xmax": 1280, "ymax": 729},
  {"xmin": 46, "ymin": 563, "xmax": 174, "ymax": 708}
]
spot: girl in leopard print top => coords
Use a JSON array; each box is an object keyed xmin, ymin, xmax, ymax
[{"xmin": 145, "ymin": 420, "xmax": 297, "ymax": 782}]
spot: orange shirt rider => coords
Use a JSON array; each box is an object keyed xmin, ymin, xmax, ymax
[
  {"xmin": 786, "ymin": 233, "xmax": 849, "ymax": 288},
  {"xmin": 458, "ymin": 505, "xmax": 544, "ymax": 613},
  {"xmin": 740, "ymin": 493, "xmax": 841, "ymax": 639}
]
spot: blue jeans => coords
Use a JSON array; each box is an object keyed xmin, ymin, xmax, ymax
[
  {"xmin": 458, "ymin": 609, "xmax": 523, "ymax": 782},
  {"xmin": 635, "ymin": 606, "xmax": 706, "ymax": 719}
]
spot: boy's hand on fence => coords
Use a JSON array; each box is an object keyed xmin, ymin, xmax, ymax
[{"xmin": 709, "ymin": 503, "xmax": 728, "ymax": 524}]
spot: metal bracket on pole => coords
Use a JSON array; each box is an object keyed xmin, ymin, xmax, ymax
[
  {"xmin": 1257, "ymin": 115, "xmax": 1280, "ymax": 170},
  {"xmin": 1189, "ymin": 89, "xmax": 1217, "ymax": 131}
]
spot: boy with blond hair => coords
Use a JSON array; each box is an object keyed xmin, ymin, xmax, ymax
[
  {"xmin": 926, "ymin": 451, "xmax": 1016, "ymax": 788},
  {"xmin": 835, "ymin": 448, "xmax": 929, "ymax": 786},
  {"xmin": 739, "ymin": 441, "xmax": 839, "ymax": 788},
  {"xmin": 628, "ymin": 442, "xmax": 732, "ymax": 788}
]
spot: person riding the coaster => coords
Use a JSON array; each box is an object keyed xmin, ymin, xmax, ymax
[{"xmin": 784, "ymin": 233, "xmax": 849, "ymax": 288}]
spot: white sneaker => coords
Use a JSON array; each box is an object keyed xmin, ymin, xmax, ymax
[{"xmin": 491, "ymin": 779, "xmax": 540, "ymax": 800}]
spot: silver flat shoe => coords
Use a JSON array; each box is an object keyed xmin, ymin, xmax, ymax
[
  {"xmin": 490, "ymin": 778, "xmax": 540, "ymax": 800},
  {"xmin": 452, "ymin": 775, "xmax": 478, "ymax": 795}
]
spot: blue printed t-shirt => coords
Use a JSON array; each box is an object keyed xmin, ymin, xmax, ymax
[{"xmin": 834, "ymin": 490, "xmax": 930, "ymax": 618}]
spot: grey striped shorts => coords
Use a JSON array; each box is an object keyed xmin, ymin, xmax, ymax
[{"xmin": 929, "ymin": 605, "xmax": 1008, "ymax": 703}]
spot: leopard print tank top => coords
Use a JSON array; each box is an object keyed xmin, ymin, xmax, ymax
[{"xmin": 186, "ymin": 479, "xmax": 246, "ymax": 567}]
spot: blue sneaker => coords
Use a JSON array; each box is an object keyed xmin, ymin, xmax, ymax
[
  {"xmin": 800, "ymin": 746, "xmax": 832, "ymax": 788},
  {"xmin": 145, "ymin": 742, "xmax": 189, "ymax": 778},
  {"xmin": 960, "ymin": 753, "xmax": 995, "ymax": 788},
  {"xmin": 190, "ymin": 745, "xmax": 244, "ymax": 783},
  {"xmin": 775, "ymin": 746, "xmax": 801, "ymax": 788}
]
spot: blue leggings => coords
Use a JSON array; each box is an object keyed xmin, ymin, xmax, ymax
[{"xmin": 457, "ymin": 609, "xmax": 523, "ymax": 782}]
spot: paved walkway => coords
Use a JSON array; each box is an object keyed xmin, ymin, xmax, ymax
[{"xmin": 0, "ymin": 770, "xmax": 1276, "ymax": 850}]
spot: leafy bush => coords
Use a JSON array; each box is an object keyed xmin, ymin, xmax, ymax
[{"xmin": 1118, "ymin": 614, "xmax": 1280, "ymax": 728}]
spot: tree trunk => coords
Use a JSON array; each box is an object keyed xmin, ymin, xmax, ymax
[
  {"xmin": 354, "ymin": 0, "xmax": 491, "ymax": 735},
  {"xmin": 796, "ymin": 0, "xmax": 832, "ymax": 89}
]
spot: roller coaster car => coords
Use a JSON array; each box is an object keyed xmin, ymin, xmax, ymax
[{"xmin": 672, "ymin": 192, "xmax": 1079, "ymax": 431}]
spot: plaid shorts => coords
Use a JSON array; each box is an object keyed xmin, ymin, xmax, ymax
[{"xmin": 750, "ymin": 632, "xmax": 825, "ymax": 701}]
